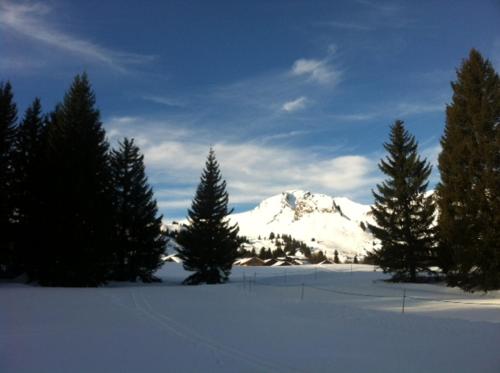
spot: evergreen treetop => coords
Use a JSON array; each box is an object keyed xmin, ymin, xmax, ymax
[
  {"xmin": 12, "ymin": 98, "xmax": 45, "ymax": 221},
  {"xmin": 0, "ymin": 81, "xmax": 17, "ymax": 162}
]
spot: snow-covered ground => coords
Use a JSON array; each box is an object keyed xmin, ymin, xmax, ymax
[{"xmin": 2, "ymin": 264, "xmax": 500, "ymax": 373}]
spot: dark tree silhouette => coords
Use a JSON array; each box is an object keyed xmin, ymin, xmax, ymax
[
  {"xmin": 333, "ymin": 250, "xmax": 340, "ymax": 264},
  {"xmin": 0, "ymin": 81, "xmax": 18, "ymax": 277},
  {"xmin": 110, "ymin": 137, "xmax": 166, "ymax": 282},
  {"xmin": 437, "ymin": 49, "xmax": 500, "ymax": 291},
  {"xmin": 177, "ymin": 149, "xmax": 240, "ymax": 284},
  {"xmin": 369, "ymin": 120, "xmax": 436, "ymax": 282},
  {"xmin": 12, "ymin": 98, "xmax": 45, "ymax": 277},
  {"xmin": 36, "ymin": 73, "xmax": 114, "ymax": 286}
]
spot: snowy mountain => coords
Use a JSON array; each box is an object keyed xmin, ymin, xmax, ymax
[{"xmin": 229, "ymin": 190, "xmax": 376, "ymax": 260}]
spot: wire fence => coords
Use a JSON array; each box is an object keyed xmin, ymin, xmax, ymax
[{"xmin": 237, "ymin": 267, "xmax": 500, "ymax": 310}]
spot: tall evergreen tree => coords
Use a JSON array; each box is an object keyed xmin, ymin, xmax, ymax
[
  {"xmin": 36, "ymin": 73, "xmax": 114, "ymax": 286},
  {"xmin": 0, "ymin": 82, "xmax": 18, "ymax": 277},
  {"xmin": 11, "ymin": 98, "xmax": 46, "ymax": 276},
  {"xmin": 333, "ymin": 250, "xmax": 340, "ymax": 264},
  {"xmin": 177, "ymin": 149, "xmax": 240, "ymax": 284},
  {"xmin": 370, "ymin": 120, "xmax": 436, "ymax": 282},
  {"xmin": 110, "ymin": 137, "xmax": 166, "ymax": 282},
  {"xmin": 437, "ymin": 49, "xmax": 500, "ymax": 291}
]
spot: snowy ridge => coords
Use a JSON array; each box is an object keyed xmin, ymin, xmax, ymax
[{"xmin": 229, "ymin": 190, "xmax": 375, "ymax": 259}]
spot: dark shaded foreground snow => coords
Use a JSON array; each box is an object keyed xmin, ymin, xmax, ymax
[{"xmin": 1, "ymin": 264, "xmax": 499, "ymax": 372}]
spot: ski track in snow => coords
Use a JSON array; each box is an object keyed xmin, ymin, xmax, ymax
[{"xmin": 130, "ymin": 289, "xmax": 295, "ymax": 373}]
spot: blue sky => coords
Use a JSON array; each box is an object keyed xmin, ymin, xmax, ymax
[{"xmin": 1, "ymin": 0, "xmax": 499, "ymax": 220}]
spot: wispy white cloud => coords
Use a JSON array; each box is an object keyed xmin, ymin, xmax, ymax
[
  {"xmin": 198, "ymin": 46, "xmax": 344, "ymax": 136},
  {"xmin": 395, "ymin": 103, "xmax": 443, "ymax": 116},
  {"xmin": 106, "ymin": 116, "xmax": 197, "ymax": 143},
  {"xmin": 260, "ymin": 130, "xmax": 311, "ymax": 143},
  {"xmin": 157, "ymin": 199, "xmax": 194, "ymax": 210},
  {"xmin": 324, "ymin": 20, "xmax": 373, "ymax": 31},
  {"xmin": 331, "ymin": 100, "xmax": 444, "ymax": 123},
  {"xmin": 106, "ymin": 116, "xmax": 380, "ymax": 218},
  {"xmin": 0, "ymin": 1, "xmax": 154, "ymax": 72},
  {"xmin": 331, "ymin": 113, "xmax": 378, "ymax": 122},
  {"xmin": 0, "ymin": 54, "xmax": 46, "ymax": 72},
  {"xmin": 319, "ymin": 1, "xmax": 412, "ymax": 33},
  {"xmin": 355, "ymin": 0, "xmax": 402, "ymax": 16},
  {"xmin": 142, "ymin": 95, "xmax": 185, "ymax": 107},
  {"xmin": 147, "ymin": 141, "xmax": 378, "ymax": 207},
  {"xmin": 282, "ymin": 97, "xmax": 308, "ymax": 112},
  {"xmin": 291, "ymin": 58, "xmax": 341, "ymax": 85}
]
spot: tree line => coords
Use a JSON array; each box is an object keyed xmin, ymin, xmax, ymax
[
  {"xmin": 370, "ymin": 49, "xmax": 499, "ymax": 291},
  {"xmin": 238, "ymin": 234, "xmax": 329, "ymax": 263},
  {"xmin": 0, "ymin": 72, "xmax": 240, "ymax": 286},
  {"xmin": 0, "ymin": 74, "xmax": 165, "ymax": 286},
  {"xmin": 1, "ymin": 48, "xmax": 498, "ymax": 290}
]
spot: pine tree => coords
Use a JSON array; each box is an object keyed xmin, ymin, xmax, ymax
[
  {"xmin": 0, "ymin": 81, "xmax": 18, "ymax": 277},
  {"xmin": 177, "ymin": 149, "xmax": 240, "ymax": 284},
  {"xmin": 370, "ymin": 120, "xmax": 436, "ymax": 282},
  {"xmin": 37, "ymin": 73, "xmax": 114, "ymax": 286},
  {"xmin": 437, "ymin": 49, "xmax": 500, "ymax": 291},
  {"xmin": 11, "ymin": 98, "xmax": 45, "ymax": 276},
  {"xmin": 333, "ymin": 250, "xmax": 340, "ymax": 264},
  {"xmin": 110, "ymin": 138, "xmax": 166, "ymax": 282},
  {"xmin": 274, "ymin": 247, "xmax": 285, "ymax": 258},
  {"xmin": 301, "ymin": 245, "xmax": 312, "ymax": 258}
]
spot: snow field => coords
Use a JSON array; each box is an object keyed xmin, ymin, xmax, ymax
[{"xmin": 1, "ymin": 263, "xmax": 500, "ymax": 373}]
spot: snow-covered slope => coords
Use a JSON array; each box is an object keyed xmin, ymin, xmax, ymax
[{"xmin": 229, "ymin": 190, "xmax": 375, "ymax": 259}]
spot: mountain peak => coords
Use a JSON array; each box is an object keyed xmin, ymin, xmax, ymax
[
  {"xmin": 292, "ymin": 190, "xmax": 339, "ymax": 219},
  {"xmin": 258, "ymin": 189, "xmax": 341, "ymax": 219},
  {"xmin": 231, "ymin": 190, "xmax": 375, "ymax": 258}
]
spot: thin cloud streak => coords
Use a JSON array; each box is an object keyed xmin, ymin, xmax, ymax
[
  {"xmin": 331, "ymin": 101, "xmax": 445, "ymax": 123},
  {"xmin": 259, "ymin": 130, "xmax": 311, "ymax": 143},
  {"xmin": 324, "ymin": 20, "xmax": 373, "ymax": 31},
  {"xmin": 282, "ymin": 97, "xmax": 308, "ymax": 112},
  {"xmin": 142, "ymin": 95, "xmax": 185, "ymax": 107},
  {"xmin": 0, "ymin": 1, "xmax": 155, "ymax": 72}
]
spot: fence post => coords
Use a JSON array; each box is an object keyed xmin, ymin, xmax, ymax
[
  {"xmin": 243, "ymin": 273, "xmax": 246, "ymax": 291},
  {"xmin": 300, "ymin": 283, "xmax": 305, "ymax": 301},
  {"xmin": 402, "ymin": 288, "xmax": 406, "ymax": 314},
  {"xmin": 314, "ymin": 267, "xmax": 317, "ymax": 280},
  {"xmin": 254, "ymin": 272, "xmax": 257, "ymax": 286}
]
